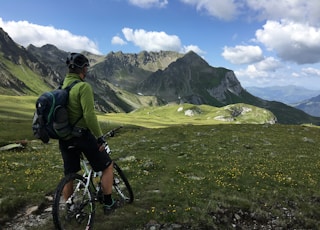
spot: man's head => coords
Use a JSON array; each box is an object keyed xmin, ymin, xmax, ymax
[{"xmin": 66, "ymin": 53, "xmax": 89, "ymax": 79}]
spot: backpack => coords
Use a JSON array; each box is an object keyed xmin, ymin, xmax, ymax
[{"xmin": 32, "ymin": 81, "xmax": 81, "ymax": 143}]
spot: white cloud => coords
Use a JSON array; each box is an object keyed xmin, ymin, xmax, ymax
[
  {"xmin": 121, "ymin": 27, "xmax": 181, "ymax": 52},
  {"xmin": 235, "ymin": 63, "xmax": 295, "ymax": 89},
  {"xmin": 245, "ymin": 0, "xmax": 320, "ymax": 26},
  {"xmin": 118, "ymin": 27, "xmax": 206, "ymax": 56},
  {"xmin": 235, "ymin": 57, "xmax": 281, "ymax": 80},
  {"xmin": 0, "ymin": 18, "xmax": 101, "ymax": 54},
  {"xmin": 254, "ymin": 57, "xmax": 282, "ymax": 72},
  {"xmin": 182, "ymin": 45, "xmax": 205, "ymax": 55},
  {"xmin": 236, "ymin": 64, "xmax": 320, "ymax": 89},
  {"xmin": 111, "ymin": 36, "xmax": 127, "ymax": 45},
  {"xmin": 235, "ymin": 59, "xmax": 320, "ymax": 89},
  {"xmin": 222, "ymin": 45, "xmax": 264, "ymax": 65},
  {"xmin": 180, "ymin": 0, "xmax": 238, "ymax": 21},
  {"xmin": 234, "ymin": 57, "xmax": 283, "ymax": 86},
  {"xmin": 128, "ymin": 0, "xmax": 168, "ymax": 8},
  {"xmin": 238, "ymin": 65, "xmax": 268, "ymax": 78},
  {"xmin": 179, "ymin": 0, "xmax": 320, "ymax": 26},
  {"xmin": 302, "ymin": 67, "xmax": 320, "ymax": 77},
  {"xmin": 256, "ymin": 20, "xmax": 320, "ymax": 64}
]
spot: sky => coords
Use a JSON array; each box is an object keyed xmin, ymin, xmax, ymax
[{"xmin": 1, "ymin": 0, "xmax": 320, "ymax": 90}]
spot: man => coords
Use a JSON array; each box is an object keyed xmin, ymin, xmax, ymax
[{"xmin": 59, "ymin": 52, "xmax": 117, "ymax": 214}]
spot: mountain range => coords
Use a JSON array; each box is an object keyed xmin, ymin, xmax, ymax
[
  {"xmin": 1, "ymin": 27, "xmax": 319, "ymax": 125},
  {"xmin": 246, "ymin": 86, "xmax": 320, "ymax": 104},
  {"xmin": 293, "ymin": 95, "xmax": 320, "ymax": 117},
  {"xmin": 246, "ymin": 86, "xmax": 320, "ymax": 117}
]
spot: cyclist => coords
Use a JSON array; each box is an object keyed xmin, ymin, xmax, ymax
[{"xmin": 59, "ymin": 52, "xmax": 118, "ymax": 215}]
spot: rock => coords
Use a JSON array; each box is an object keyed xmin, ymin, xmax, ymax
[{"xmin": 25, "ymin": 206, "xmax": 38, "ymax": 216}]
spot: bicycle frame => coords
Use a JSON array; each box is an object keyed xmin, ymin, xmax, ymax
[
  {"xmin": 79, "ymin": 155, "xmax": 102, "ymax": 201},
  {"xmin": 81, "ymin": 158, "xmax": 93, "ymax": 185},
  {"xmin": 64, "ymin": 158, "xmax": 95, "ymax": 207}
]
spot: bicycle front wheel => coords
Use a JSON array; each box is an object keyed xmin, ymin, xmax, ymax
[
  {"xmin": 52, "ymin": 173, "xmax": 95, "ymax": 230},
  {"xmin": 113, "ymin": 162, "xmax": 134, "ymax": 203}
]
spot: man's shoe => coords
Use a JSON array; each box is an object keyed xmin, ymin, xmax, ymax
[{"xmin": 103, "ymin": 199, "xmax": 120, "ymax": 215}]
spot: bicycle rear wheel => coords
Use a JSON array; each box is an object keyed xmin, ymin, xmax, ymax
[
  {"xmin": 52, "ymin": 173, "xmax": 95, "ymax": 230},
  {"xmin": 113, "ymin": 162, "xmax": 134, "ymax": 203}
]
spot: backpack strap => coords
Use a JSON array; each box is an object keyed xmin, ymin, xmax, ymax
[
  {"xmin": 71, "ymin": 115, "xmax": 83, "ymax": 128},
  {"xmin": 65, "ymin": 80, "xmax": 80, "ymax": 92}
]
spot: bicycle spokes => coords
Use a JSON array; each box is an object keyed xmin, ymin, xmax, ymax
[
  {"xmin": 113, "ymin": 163, "xmax": 134, "ymax": 203},
  {"xmin": 52, "ymin": 174, "xmax": 95, "ymax": 229}
]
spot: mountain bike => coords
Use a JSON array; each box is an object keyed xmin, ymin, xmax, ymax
[{"xmin": 52, "ymin": 126, "xmax": 134, "ymax": 230}]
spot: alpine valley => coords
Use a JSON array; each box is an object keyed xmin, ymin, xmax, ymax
[{"xmin": 1, "ymin": 27, "xmax": 319, "ymax": 125}]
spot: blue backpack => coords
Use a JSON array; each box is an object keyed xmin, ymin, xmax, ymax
[{"xmin": 32, "ymin": 81, "xmax": 81, "ymax": 143}]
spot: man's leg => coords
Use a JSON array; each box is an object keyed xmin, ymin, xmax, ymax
[
  {"xmin": 101, "ymin": 162, "xmax": 114, "ymax": 204},
  {"xmin": 79, "ymin": 131, "xmax": 117, "ymax": 214},
  {"xmin": 63, "ymin": 181, "xmax": 73, "ymax": 201},
  {"xmin": 59, "ymin": 139, "xmax": 80, "ymax": 203}
]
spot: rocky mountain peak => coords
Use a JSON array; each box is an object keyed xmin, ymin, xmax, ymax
[
  {"xmin": 176, "ymin": 51, "xmax": 209, "ymax": 67},
  {"xmin": 137, "ymin": 51, "xmax": 245, "ymax": 106},
  {"xmin": 0, "ymin": 27, "xmax": 28, "ymax": 64},
  {"xmin": 207, "ymin": 71, "xmax": 244, "ymax": 103},
  {"xmin": 102, "ymin": 50, "xmax": 183, "ymax": 72},
  {"xmin": 0, "ymin": 27, "xmax": 13, "ymax": 46}
]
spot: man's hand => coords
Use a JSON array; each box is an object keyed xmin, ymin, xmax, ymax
[
  {"xmin": 97, "ymin": 136, "xmax": 105, "ymax": 152},
  {"xmin": 98, "ymin": 143, "xmax": 105, "ymax": 152},
  {"xmin": 97, "ymin": 136, "xmax": 105, "ymax": 145}
]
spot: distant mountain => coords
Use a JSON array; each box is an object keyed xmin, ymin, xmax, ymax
[
  {"xmin": 246, "ymin": 85, "xmax": 320, "ymax": 117},
  {"xmin": 1, "ymin": 27, "xmax": 320, "ymax": 125},
  {"xmin": 293, "ymin": 95, "xmax": 320, "ymax": 117},
  {"xmin": 246, "ymin": 86, "xmax": 320, "ymax": 104}
]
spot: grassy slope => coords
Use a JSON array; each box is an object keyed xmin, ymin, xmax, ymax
[
  {"xmin": 0, "ymin": 96, "xmax": 319, "ymax": 229},
  {"xmin": 0, "ymin": 55, "xmax": 51, "ymax": 95},
  {"xmin": 99, "ymin": 103, "xmax": 276, "ymax": 128},
  {"xmin": 0, "ymin": 95, "xmax": 36, "ymax": 142}
]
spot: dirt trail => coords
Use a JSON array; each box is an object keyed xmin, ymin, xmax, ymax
[{"xmin": 2, "ymin": 205, "xmax": 52, "ymax": 230}]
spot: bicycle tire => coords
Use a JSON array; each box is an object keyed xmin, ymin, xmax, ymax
[
  {"xmin": 113, "ymin": 162, "xmax": 134, "ymax": 203},
  {"xmin": 52, "ymin": 173, "xmax": 95, "ymax": 230}
]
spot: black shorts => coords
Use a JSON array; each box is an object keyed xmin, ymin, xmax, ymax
[{"xmin": 59, "ymin": 131, "xmax": 112, "ymax": 175}]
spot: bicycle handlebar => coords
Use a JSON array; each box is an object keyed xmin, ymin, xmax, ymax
[{"xmin": 101, "ymin": 126, "xmax": 123, "ymax": 141}]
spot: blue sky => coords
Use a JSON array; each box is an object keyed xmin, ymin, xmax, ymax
[{"xmin": 1, "ymin": 0, "xmax": 320, "ymax": 90}]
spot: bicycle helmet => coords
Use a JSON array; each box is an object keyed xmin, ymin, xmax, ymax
[{"xmin": 66, "ymin": 53, "xmax": 89, "ymax": 69}]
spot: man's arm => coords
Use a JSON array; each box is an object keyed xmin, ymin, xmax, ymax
[{"xmin": 79, "ymin": 83, "xmax": 103, "ymax": 137}]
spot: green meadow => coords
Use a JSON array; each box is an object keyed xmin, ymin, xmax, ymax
[{"xmin": 0, "ymin": 95, "xmax": 319, "ymax": 229}]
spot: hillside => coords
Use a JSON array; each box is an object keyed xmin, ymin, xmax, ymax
[{"xmin": 0, "ymin": 27, "xmax": 319, "ymax": 124}]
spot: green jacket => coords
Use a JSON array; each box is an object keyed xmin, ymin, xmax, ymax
[{"xmin": 62, "ymin": 73, "xmax": 102, "ymax": 138}]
